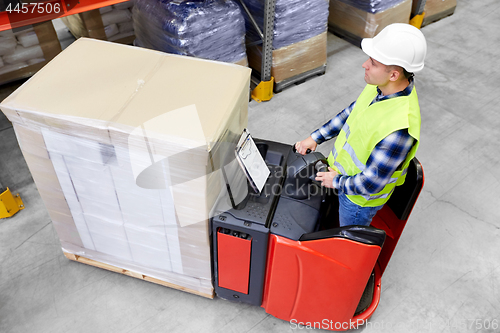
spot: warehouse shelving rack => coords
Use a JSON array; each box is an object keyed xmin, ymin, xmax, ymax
[
  {"xmin": 0, "ymin": 0, "xmax": 133, "ymax": 86},
  {"xmin": 237, "ymin": 0, "xmax": 275, "ymax": 102},
  {"xmin": 0, "ymin": 0, "xmax": 129, "ymax": 31},
  {"xmin": 239, "ymin": 0, "xmax": 327, "ymax": 100},
  {"xmin": 0, "ymin": 0, "xmax": 311, "ymax": 101},
  {"xmin": 410, "ymin": 0, "xmax": 427, "ymax": 28}
]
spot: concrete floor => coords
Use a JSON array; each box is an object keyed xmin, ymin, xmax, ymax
[{"xmin": 1, "ymin": 1, "xmax": 499, "ymax": 332}]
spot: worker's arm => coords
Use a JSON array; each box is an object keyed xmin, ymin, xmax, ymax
[
  {"xmin": 295, "ymin": 101, "xmax": 355, "ymax": 155},
  {"xmin": 316, "ymin": 129, "xmax": 414, "ymax": 193}
]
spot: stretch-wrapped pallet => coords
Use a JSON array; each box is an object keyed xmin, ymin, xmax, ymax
[{"xmin": 0, "ymin": 38, "xmax": 251, "ymax": 297}]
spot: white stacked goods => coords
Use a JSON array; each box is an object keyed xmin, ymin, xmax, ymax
[
  {"xmin": 2, "ymin": 43, "xmax": 44, "ymax": 64},
  {"xmin": 52, "ymin": 18, "xmax": 76, "ymax": 50},
  {"xmin": 0, "ymin": 38, "xmax": 251, "ymax": 297},
  {"xmin": 99, "ymin": 1, "xmax": 135, "ymax": 42},
  {"xmin": 0, "ymin": 19, "xmax": 74, "ymax": 77},
  {"xmin": 0, "ymin": 27, "xmax": 42, "ymax": 75}
]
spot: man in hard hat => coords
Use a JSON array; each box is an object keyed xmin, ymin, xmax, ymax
[{"xmin": 295, "ymin": 23, "xmax": 427, "ymax": 227}]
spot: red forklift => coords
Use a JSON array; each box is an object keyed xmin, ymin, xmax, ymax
[{"xmin": 211, "ymin": 138, "xmax": 423, "ymax": 331}]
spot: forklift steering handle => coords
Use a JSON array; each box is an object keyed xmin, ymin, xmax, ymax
[{"xmin": 292, "ymin": 144, "xmax": 311, "ymax": 154}]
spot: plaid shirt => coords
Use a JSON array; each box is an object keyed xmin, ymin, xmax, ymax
[{"xmin": 311, "ymin": 80, "xmax": 416, "ymax": 196}]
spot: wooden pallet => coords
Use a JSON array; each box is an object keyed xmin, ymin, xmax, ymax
[
  {"xmin": 328, "ymin": 25, "xmax": 362, "ymax": 48},
  {"xmin": 63, "ymin": 252, "xmax": 214, "ymax": 299},
  {"xmin": 274, "ymin": 64, "xmax": 327, "ymax": 93}
]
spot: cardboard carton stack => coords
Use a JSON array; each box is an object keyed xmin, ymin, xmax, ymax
[
  {"xmin": 0, "ymin": 38, "xmax": 251, "ymax": 297},
  {"xmin": 242, "ymin": 0, "xmax": 329, "ymax": 90},
  {"xmin": 62, "ymin": 0, "xmax": 136, "ymax": 44},
  {"xmin": 328, "ymin": 0, "xmax": 412, "ymax": 46},
  {"xmin": 422, "ymin": 0, "xmax": 457, "ymax": 26}
]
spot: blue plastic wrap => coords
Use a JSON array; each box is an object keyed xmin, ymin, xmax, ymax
[
  {"xmin": 133, "ymin": 0, "xmax": 247, "ymax": 63},
  {"xmin": 241, "ymin": 0, "xmax": 329, "ymax": 49},
  {"xmin": 337, "ymin": 0, "xmax": 408, "ymax": 14}
]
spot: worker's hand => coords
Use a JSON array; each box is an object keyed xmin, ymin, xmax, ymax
[
  {"xmin": 295, "ymin": 136, "xmax": 318, "ymax": 155},
  {"xmin": 315, "ymin": 167, "xmax": 338, "ymax": 188}
]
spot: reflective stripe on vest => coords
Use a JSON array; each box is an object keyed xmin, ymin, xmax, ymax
[{"xmin": 327, "ymin": 84, "xmax": 421, "ymax": 207}]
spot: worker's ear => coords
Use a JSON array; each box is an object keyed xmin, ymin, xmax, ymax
[{"xmin": 389, "ymin": 68, "xmax": 401, "ymax": 82}]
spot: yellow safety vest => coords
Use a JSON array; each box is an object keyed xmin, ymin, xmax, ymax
[{"xmin": 327, "ymin": 84, "xmax": 421, "ymax": 207}]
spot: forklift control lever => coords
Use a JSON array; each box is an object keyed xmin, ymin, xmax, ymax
[{"xmin": 292, "ymin": 144, "xmax": 312, "ymax": 155}]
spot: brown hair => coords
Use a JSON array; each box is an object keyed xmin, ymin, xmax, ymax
[{"xmin": 386, "ymin": 65, "xmax": 414, "ymax": 80}]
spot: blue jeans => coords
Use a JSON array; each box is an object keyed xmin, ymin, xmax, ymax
[{"xmin": 338, "ymin": 192, "xmax": 383, "ymax": 227}]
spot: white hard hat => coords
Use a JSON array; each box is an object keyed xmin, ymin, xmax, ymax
[{"xmin": 361, "ymin": 23, "xmax": 427, "ymax": 73}]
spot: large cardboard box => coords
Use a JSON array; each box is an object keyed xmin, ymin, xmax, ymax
[
  {"xmin": 0, "ymin": 38, "xmax": 251, "ymax": 297},
  {"xmin": 247, "ymin": 32, "xmax": 327, "ymax": 87},
  {"xmin": 328, "ymin": 0, "xmax": 412, "ymax": 42},
  {"xmin": 422, "ymin": 0, "xmax": 457, "ymax": 26}
]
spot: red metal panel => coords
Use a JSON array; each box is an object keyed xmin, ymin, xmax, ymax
[
  {"xmin": 351, "ymin": 263, "xmax": 382, "ymax": 327},
  {"xmin": 262, "ymin": 234, "xmax": 381, "ymax": 331},
  {"xmin": 217, "ymin": 231, "xmax": 252, "ymax": 294},
  {"xmin": 370, "ymin": 206, "xmax": 407, "ymax": 276},
  {"xmin": 0, "ymin": 0, "xmax": 130, "ymax": 32},
  {"xmin": 371, "ymin": 162, "xmax": 425, "ymax": 276}
]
